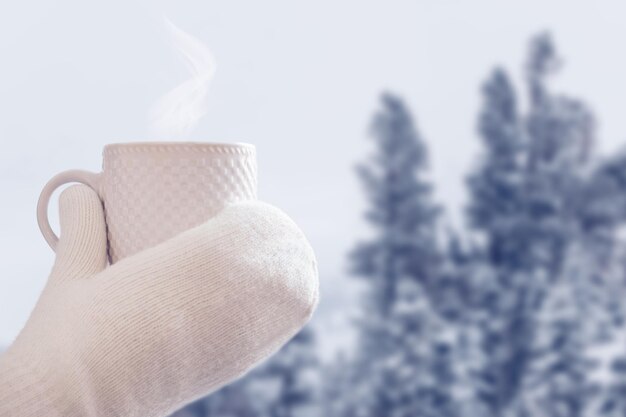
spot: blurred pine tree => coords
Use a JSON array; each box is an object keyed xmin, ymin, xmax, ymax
[
  {"xmin": 339, "ymin": 93, "xmax": 461, "ymax": 417},
  {"xmin": 465, "ymin": 33, "xmax": 626, "ymax": 417}
]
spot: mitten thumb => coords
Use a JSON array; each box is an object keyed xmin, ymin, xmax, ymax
[{"xmin": 51, "ymin": 185, "xmax": 108, "ymax": 281}]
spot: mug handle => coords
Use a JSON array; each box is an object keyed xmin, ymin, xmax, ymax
[{"xmin": 37, "ymin": 170, "xmax": 102, "ymax": 252}]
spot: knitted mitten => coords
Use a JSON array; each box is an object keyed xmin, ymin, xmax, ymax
[{"xmin": 0, "ymin": 185, "xmax": 318, "ymax": 417}]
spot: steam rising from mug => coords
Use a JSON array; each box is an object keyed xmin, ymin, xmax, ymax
[{"xmin": 150, "ymin": 18, "xmax": 217, "ymax": 138}]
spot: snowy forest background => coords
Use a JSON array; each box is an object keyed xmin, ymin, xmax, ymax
[{"xmin": 170, "ymin": 33, "xmax": 626, "ymax": 417}]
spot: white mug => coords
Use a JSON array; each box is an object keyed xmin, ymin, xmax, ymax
[{"xmin": 37, "ymin": 142, "xmax": 258, "ymax": 263}]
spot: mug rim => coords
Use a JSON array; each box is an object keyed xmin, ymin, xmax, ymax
[{"xmin": 103, "ymin": 141, "xmax": 255, "ymax": 155}]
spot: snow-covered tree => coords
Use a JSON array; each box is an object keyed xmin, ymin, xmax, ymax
[
  {"xmin": 344, "ymin": 93, "xmax": 460, "ymax": 417},
  {"xmin": 351, "ymin": 93, "xmax": 441, "ymax": 311},
  {"xmin": 466, "ymin": 33, "xmax": 598, "ymax": 416},
  {"xmin": 509, "ymin": 33, "xmax": 599, "ymax": 417},
  {"xmin": 467, "ymin": 66, "xmax": 525, "ymax": 272},
  {"xmin": 465, "ymin": 59, "xmax": 535, "ymax": 417}
]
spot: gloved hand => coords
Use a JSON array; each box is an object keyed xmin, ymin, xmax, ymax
[{"xmin": 0, "ymin": 185, "xmax": 318, "ymax": 417}]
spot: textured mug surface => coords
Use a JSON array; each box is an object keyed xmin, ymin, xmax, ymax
[{"xmin": 38, "ymin": 142, "xmax": 258, "ymax": 263}]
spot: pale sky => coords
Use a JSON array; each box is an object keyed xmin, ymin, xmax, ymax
[{"xmin": 1, "ymin": 0, "xmax": 626, "ymax": 357}]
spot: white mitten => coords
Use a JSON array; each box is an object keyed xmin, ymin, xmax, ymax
[{"xmin": 0, "ymin": 185, "xmax": 318, "ymax": 417}]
